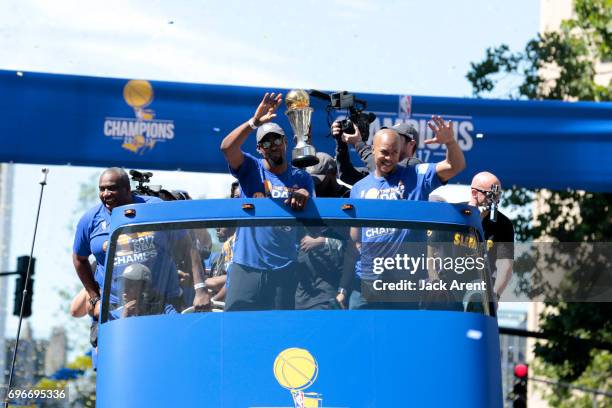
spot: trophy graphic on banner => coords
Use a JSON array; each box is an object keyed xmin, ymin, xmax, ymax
[
  {"xmin": 285, "ymin": 89, "xmax": 319, "ymax": 167},
  {"xmin": 274, "ymin": 348, "xmax": 323, "ymax": 408}
]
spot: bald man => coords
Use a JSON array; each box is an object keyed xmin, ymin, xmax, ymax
[
  {"xmin": 469, "ymin": 172, "xmax": 514, "ymax": 297},
  {"xmin": 348, "ymin": 116, "xmax": 465, "ymax": 309},
  {"xmin": 73, "ymin": 168, "xmax": 211, "ymax": 320},
  {"xmin": 333, "ymin": 121, "xmax": 422, "ymax": 186}
]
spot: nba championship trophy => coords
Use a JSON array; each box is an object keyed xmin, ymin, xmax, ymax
[
  {"xmin": 285, "ymin": 89, "xmax": 319, "ymax": 167},
  {"xmin": 274, "ymin": 348, "xmax": 323, "ymax": 408}
]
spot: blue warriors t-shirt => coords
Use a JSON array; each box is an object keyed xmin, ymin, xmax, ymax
[
  {"xmin": 73, "ymin": 195, "xmax": 181, "ymax": 305},
  {"xmin": 350, "ymin": 163, "xmax": 443, "ymax": 280},
  {"xmin": 230, "ymin": 152, "xmax": 315, "ymax": 270}
]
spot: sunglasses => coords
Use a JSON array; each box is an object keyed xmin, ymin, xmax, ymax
[
  {"xmin": 472, "ymin": 187, "xmax": 501, "ymax": 200},
  {"xmin": 258, "ymin": 137, "xmax": 284, "ymax": 149}
]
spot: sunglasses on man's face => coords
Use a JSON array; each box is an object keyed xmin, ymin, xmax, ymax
[
  {"xmin": 472, "ymin": 187, "xmax": 500, "ymax": 200},
  {"xmin": 258, "ymin": 137, "xmax": 284, "ymax": 149}
]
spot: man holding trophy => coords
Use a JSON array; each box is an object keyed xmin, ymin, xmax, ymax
[{"xmin": 219, "ymin": 92, "xmax": 316, "ymax": 311}]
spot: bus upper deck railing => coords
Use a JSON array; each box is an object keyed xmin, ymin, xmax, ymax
[{"xmin": 100, "ymin": 198, "xmax": 496, "ymax": 321}]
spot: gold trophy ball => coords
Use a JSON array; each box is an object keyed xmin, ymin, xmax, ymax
[
  {"xmin": 286, "ymin": 89, "xmax": 310, "ymax": 110},
  {"xmin": 123, "ymin": 80, "xmax": 154, "ymax": 109},
  {"xmin": 273, "ymin": 348, "xmax": 318, "ymax": 390}
]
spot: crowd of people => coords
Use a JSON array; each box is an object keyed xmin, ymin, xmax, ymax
[{"xmin": 70, "ymin": 92, "xmax": 515, "ymax": 363}]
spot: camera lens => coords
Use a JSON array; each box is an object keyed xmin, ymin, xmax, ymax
[{"xmin": 340, "ymin": 119, "xmax": 355, "ymax": 135}]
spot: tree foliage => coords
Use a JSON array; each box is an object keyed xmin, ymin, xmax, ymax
[
  {"xmin": 467, "ymin": 0, "xmax": 610, "ymax": 102},
  {"xmin": 466, "ymin": 0, "xmax": 612, "ymax": 399}
]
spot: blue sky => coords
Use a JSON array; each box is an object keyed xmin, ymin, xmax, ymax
[{"xmin": 0, "ymin": 0, "xmax": 539, "ymax": 345}]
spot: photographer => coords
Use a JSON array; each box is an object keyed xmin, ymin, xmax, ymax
[
  {"xmin": 333, "ymin": 122, "xmax": 422, "ymax": 186},
  {"xmin": 468, "ymin": 172, "xmax": 514, "ymax": 298}
]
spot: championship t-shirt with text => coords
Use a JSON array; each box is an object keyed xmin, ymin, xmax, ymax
[
  {"xmin": 350, "ymin": 163, "xmax": 443, "ymax": 281},
  {"xmin": 73, "ymin": 195, "xmax": 181, "ymax": 305},
  {"xmin": 230, "ymin": 152, "xmax": 315, "ymax": 270}
]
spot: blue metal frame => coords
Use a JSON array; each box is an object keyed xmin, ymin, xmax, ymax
[
  {"xmin": 98, "ymin": 198, "xmax": 502, "ymax": 407},
  {"xmin": 106, "ymin": 197, "xmax": 484, "ymax": 234}
]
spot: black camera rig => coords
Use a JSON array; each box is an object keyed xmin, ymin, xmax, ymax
[
  {"xmin": 129, "ymin": 169, "xmax": 191, "ymax": 201},
  {"xmin": 310, "ymin": 89, "xmax": 376, "ymax": 142},
  {"xmin": 130, "ymin": 170, "xmax": 161, "ymax": 197}
]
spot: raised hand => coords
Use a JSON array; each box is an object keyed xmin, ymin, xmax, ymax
[
  {"xmin": 425, "ymin": 115, "xmax": 455, "ymax": 145},
  {"xmin": 253, "ymin": 93, "xmax": 283, "ymax": 126}
]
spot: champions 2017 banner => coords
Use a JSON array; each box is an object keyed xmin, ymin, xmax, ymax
[{"xmin": 0, "ymin": 70, "xmax": 610, "ymax": 191}]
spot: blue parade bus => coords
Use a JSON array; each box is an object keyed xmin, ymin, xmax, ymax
[{"xmin": 97, "ymin": 198, "xmax": 502, "ymax": 408}]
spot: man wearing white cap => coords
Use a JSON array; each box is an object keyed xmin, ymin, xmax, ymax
[{"xmin": 220, "ymin": 93, "xmax": 315, "ymax": 311}]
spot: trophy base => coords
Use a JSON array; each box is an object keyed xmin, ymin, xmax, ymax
[{"xmin": 292, "ymin": 146, "xmax": 319, "ymax": 168}]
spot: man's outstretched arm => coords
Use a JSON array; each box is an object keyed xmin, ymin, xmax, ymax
[{"xmin": 220, "ymin": 92, "xmax": 283, "ymax": 170}]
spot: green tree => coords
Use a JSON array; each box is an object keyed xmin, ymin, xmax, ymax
[{"xmin": 467, "ymin": 0, "xmax": 611, "ymax": 404}]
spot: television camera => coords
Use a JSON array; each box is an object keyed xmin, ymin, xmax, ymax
[{"xmin": 309, "ymin": 90, "xmax": 376, "ymax": 142}]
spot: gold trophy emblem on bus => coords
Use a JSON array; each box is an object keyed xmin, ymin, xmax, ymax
[
  {"xmin": 274, "ymin": 348, "xmax": 322, "ymax": 408},
  {"xmin": 285, "ymin": 90, "xmax": 319, "ymax": 168}
]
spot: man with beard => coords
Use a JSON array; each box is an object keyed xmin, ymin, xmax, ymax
[
  {"xmin": 468, "ymin": 171, "xmax": 514, "ymax": 298},
  {"xmin": 220, "ymin": 93, "xmax": 315, "ymax": 311}
]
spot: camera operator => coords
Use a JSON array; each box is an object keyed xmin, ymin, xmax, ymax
[
  {"xmin": 333, "ymin": 122, "xmax": 422, "ymax": 186},
  {"xmin": 468, "ymin": 172, "xmax": 514, "ymax": 298}
]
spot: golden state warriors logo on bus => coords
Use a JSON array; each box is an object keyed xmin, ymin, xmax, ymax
[{"xmin": 103, "ymin": 80, "xmax": 175, "ymax": 155}]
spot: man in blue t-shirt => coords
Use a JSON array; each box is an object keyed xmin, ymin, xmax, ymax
[
  {"xmin": 220, "ymin": 92, "xmax": 315, "ymax": 311},
  {"xmin": 72, "ymin": 168, "xmax": 211, "ymax": 319},
  {"xmin": 348, "ymin": 116, "xmax": 466, "ymax": 309}
]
